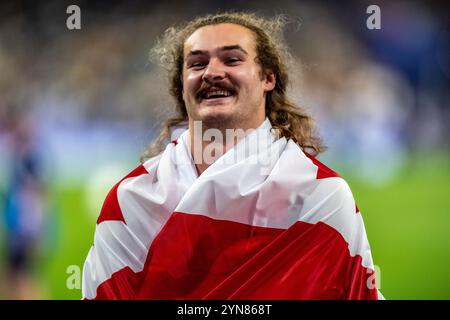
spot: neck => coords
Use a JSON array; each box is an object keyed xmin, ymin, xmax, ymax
[{"xmin": 188, "ymin": 117, "xmax": 265, "ymax": 175}]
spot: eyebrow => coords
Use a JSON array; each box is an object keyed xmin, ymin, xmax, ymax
[{"xmin": 186, "ymin": 45, "xmax": 248, "ymax": 59}]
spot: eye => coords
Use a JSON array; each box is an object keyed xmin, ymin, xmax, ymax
[
  {"xmin": 225, "ymin": 57, "xmax": 241, "ymax": 65},
  {"xmin": 189, "ymin": 61, "xmax": 207, "ymax": 70}
]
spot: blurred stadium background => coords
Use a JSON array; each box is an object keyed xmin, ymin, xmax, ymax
[{"xmin": 0, "ymin": 0, "xmax": 448, "ymax": 299}]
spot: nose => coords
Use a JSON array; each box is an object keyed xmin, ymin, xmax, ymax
[{"xmin": 202, "ymin": 59, "xmax": 225, "ymax": 84}]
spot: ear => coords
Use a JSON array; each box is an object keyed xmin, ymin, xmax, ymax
[{"xmin": 263, "ymin": 70, "xmax": 276, "ymax": 92}]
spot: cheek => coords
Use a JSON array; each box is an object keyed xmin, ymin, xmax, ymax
[
  {"xmin": 184, "ymin": 72, "xmax": 202, "ymax": 94},
  {"xmin": 233, "ymin": 67, "xmax": 262, "ymax": 89}
]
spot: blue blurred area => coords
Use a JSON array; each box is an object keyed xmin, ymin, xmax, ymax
[{"xmin": 0, "ymin": 0, "xmax": 449, "ymax": 299}]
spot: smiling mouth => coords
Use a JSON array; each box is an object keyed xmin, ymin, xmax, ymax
[{"xmin": 199, "ymin": 89, "xmax": 236, "ymax": 102}]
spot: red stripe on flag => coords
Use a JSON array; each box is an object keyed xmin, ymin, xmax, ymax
[
  {"xmin": 96, "ymin": 165, "xmax": 149, "ymax": 225},
  {"xmin": 92, "ymin": 212, "xmax": 377, "ymax": 299},
  {"xmin": 93, "ymin": 267, "xmax": 137, "ymax": 299},
  {"xmin": 304, "ymin": 152, "xmax": 340, "ymax": 179},
  {"xmin": 304, "ymin": 153, "xmax": 362, "ymax": 215}
]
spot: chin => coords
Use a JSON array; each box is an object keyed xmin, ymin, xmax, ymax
[{"xmin": 198, "ymin": 111, "xmax": 237, "ymax": 129}]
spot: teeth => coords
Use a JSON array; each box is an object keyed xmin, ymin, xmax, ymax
[{"xmin": 205, "ymin": 90, "xmax": 231, "ymax": 98}]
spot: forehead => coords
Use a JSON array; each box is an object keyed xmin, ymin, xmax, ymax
[{"xmin": 184, "ymin": 23, "xmax": 257, "ymax": 56}]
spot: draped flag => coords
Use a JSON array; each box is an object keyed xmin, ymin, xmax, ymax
[{"xmin": 82, "ymin": 119, "xmax": 381, "ymax": 300}]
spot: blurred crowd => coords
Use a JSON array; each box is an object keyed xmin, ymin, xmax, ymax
[
  {"xmin": 0, "ymin": 0, "xmax": 447, "ymax": 180},
  {"xmin": 0, "ymin": 0, "xmax": 448, "ymax": 299}
]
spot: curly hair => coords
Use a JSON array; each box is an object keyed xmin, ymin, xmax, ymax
[{"xmin": 141, "ymin": 11, "xmax": 325, "ymax": 162}]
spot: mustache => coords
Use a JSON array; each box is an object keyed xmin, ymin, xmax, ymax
[{"xmin": 196, "ymin": 81, "xmax": 236, "ymax": 100}]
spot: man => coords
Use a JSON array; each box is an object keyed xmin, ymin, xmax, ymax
[{"xmin": 82, "ymin": 12, "xmax": 382, "ymax": 299}]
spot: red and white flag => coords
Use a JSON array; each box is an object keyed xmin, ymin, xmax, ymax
[{"xmin": 82, "ymin": 119, "xmax": 382, "ymax": 299}]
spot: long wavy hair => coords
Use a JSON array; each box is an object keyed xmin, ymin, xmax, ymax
[{"xmin": 141, "ymin": 12, "xmax": 325, "ymax": 162}]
